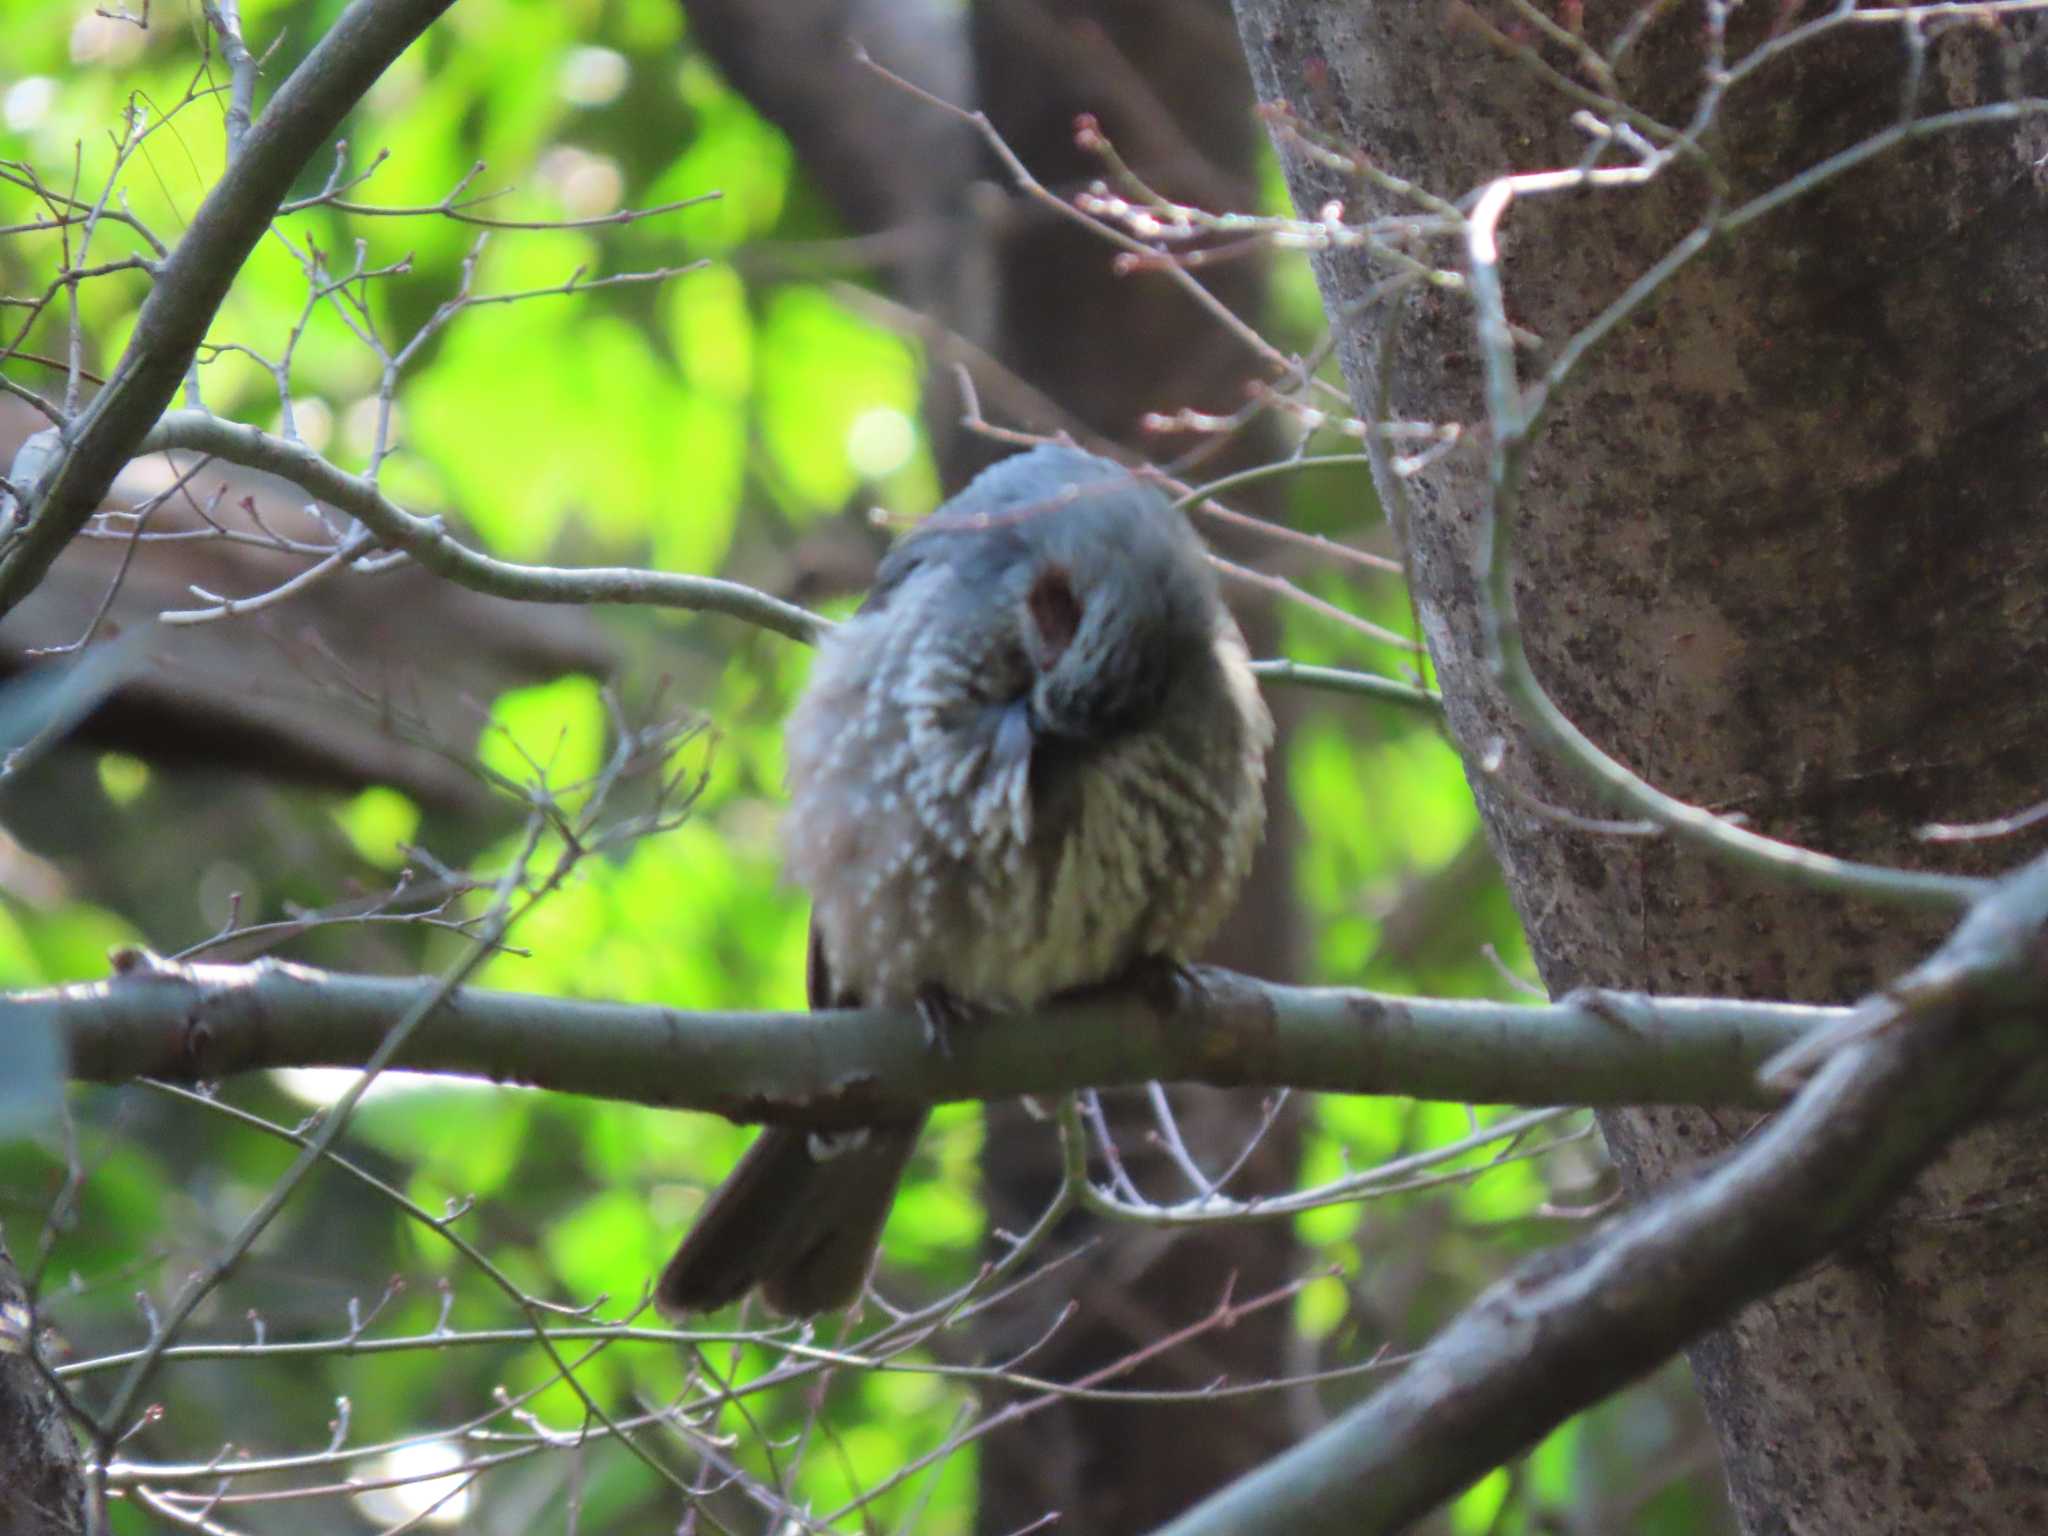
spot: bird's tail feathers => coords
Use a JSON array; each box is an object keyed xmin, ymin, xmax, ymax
[{"xmin": 656, "ymin": 1116, "xmax": 926, "ymax": 1317}]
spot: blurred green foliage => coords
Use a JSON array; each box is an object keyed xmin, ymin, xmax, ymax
[{"xmin": 0, "ymin": 2, "xmax": 1726, "ymax": 1532}]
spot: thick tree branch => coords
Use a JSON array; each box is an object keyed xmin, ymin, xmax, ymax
[
  {"xmin": 19, "ymin": 952, "xmax": 1867, "ymax": 1117},
  {"xmin": 0, "ymin": 1241, "xmax": 88, "ymax": 1536},
  {"xmin": 1153, "ymin": 850, "xmax": 2048, "ymax": 1536},
  {"xmin": 0, "ymin": 0, "xmax": 455, "ymax": 617}
]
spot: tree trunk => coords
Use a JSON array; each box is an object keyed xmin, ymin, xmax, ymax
[
  {"xmin": 0, "ymin": 1237, "xmax": 89, "ymax": 1536},
  {"xmin": 1235, "ymin": 3, "xmax": 2048, "ymax": 1531}
]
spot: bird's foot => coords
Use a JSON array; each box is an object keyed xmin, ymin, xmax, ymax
[
  {"xmin": 916, "ymin": 984, "xmax": 983, "ymax": 1059},
  {"xmin": 1121, "ymin": 953, "xmax": 1204, "ymax": 1015}
]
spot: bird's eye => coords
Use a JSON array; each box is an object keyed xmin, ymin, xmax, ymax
[{"xmin": 1025, "ymin": 563, "xmax": 1082, "ymax": 668}]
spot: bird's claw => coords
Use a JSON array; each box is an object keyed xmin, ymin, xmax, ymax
[
  {"xmin": 1125, "ymin": 954, "xmax": 1203, "ymax": 1015},
  {"xmin": 916, "ymin": 985, "xmax": 979, "ymax": 1059}
]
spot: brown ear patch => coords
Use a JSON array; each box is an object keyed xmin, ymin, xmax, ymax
[{"xmin": 1026, "ymin": 563, "xmax": 1082, "ymax": 666}]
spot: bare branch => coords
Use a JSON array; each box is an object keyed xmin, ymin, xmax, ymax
[
  {"xmin": 136, "ymin": 412, "xmax": 825, "ymax": 643},
  {"xmin": 201, "ymin": 0, "xmax": 257, "ymax": 160},
  {"xmin": 0, "ymin": 0, "xmax": 457, "ymax": 618},
  {"xmin": 1246, "ymin": 658, "xmax": 1437, "ymax": 713}
]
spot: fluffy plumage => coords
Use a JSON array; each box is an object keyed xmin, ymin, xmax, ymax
[{"xmin": 657, "ymin": 445, "xmax": 1272, "ymax": 1316}]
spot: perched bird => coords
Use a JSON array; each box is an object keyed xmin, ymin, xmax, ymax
[{"xmin": 656, "ymin": 445, "xmax": 1273, "ymax": 1316}]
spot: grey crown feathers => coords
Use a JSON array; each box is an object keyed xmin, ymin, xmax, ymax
[{"xmin": 656, "ymin": 444, "xmax": 1273, "ymax": 1317}]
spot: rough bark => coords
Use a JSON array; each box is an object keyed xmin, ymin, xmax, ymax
[
  {"xmin": 1235, "ymin": 2, "xmax": 2048, "ymax": 1531},
  {"xmin": 0, "ymin": 1237, "xmax": 89, "ymax": 1536}
]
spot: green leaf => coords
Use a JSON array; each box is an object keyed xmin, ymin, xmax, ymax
[
  {"xmin": 543, "ymin": 1186, "xmax": 661, "ymax": 1306},
  {"xmin": 1450, "ymin": 1466, "xmax": 1511, "ymax": 1534},
  {"xmin": 95, "ymin": 752, "xmax": 150, "ymax": 807},
  {"xmin": 23, "ymin": 904, "xmax": 138, "ymax": 982},
  {"xmin": 1293, "ymin": 1272, "xmax": 1350, "ymax": 1341},
  {"xmin": 657, "ymin": 57, "xmax": 793, "ymax": 252},
  {"xmin": 0, "ymin": 907, "xmax": 43, "ymax": 989},
  {"xmin": 1528, "ymin": 1417, "xmax": 1582, "ymax": 1506},
  {"xmin": 333, "ymin": 786, "xmax": 422, "ymax": 869},
  {"xmin": 478, "ymin": 675, "xmax": 607, "ymax": 793},
  {"xmin": 360, "ymin": 1086, "xmax": 528, "ymax": 1185},
  {"xmin": 757, "ymin": 286, "xmax": 922, "ymax": 513},
  {"xmin": 667, "ymin": 261, "xmax": 752, "ymax": 398},
  {"xmin": 648, "ymin": 392, "xmax": 746, "ymax": 577}
]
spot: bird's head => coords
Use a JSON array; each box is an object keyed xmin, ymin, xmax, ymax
[{"xmin": 881, "ymin": 446, "xmax": 1234, "ymax": 774}]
